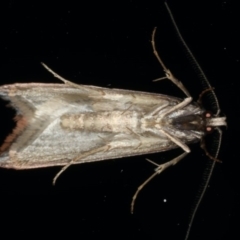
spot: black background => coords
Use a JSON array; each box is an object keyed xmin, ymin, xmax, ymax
[{"xmin": 0, "ymin": 0, "xmax": 239, "ymax": 239}]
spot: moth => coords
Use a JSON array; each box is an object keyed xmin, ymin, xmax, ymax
[{"xmin": 0, "ymin": 2, "xmax": 226, "ymax": 219}]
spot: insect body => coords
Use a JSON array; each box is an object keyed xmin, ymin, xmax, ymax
[
  {"xmin": 0, "ymin": 27, "xmax": 226, "ymax": 190},
  {"xmin": 0, "ymin": 4, "xmax": 226, "ymax": 238},
  {"xmin": 0, "ymin": 60, "xmax": 226, "ymax": 172},
  {"xmin": 0, "ymin": 78, "xmax": 204, "ymax": 167}
]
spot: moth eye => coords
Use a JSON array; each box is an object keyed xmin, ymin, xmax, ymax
[
  {"xmin": 205, "ymin": 112, "xmax": 212, "ymax": 118},
  {"xmin": 204, "ymin": 111, "xmax": 214, "ymax": 133},
  {"xmin": 206, "ymin": 126, "xmax": 213, "ymax": 132}
]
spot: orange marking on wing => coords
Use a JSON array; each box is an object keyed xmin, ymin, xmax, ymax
[{"xmin": 0, "ymin": 115, "xmax": 28, "ymax": 153}]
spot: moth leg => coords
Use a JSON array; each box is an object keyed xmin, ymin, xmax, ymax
[
  {"xmin": 53, "ymin": 145, "xmax": 111, "ymax": 185},
  {"xmin": 160, "ymin": 97, "xmax": 192, "ymax": 119},
  {"xmin": 146, "ymin": 98, "xmax": 193, "ymax": 152},
  {"xmin": 131, "ymin": 151, "xmax": 188, "ymax": 213},
  {"xmin": 41, "ymin": 62, "xmax": 83, "ymax": 88},
  {"xmin": 146, "ymin": 97, "xmax": 192, "ymax": 119},
  {"xmin": 159, "ymin": 128, "xmax": 190, "ymax": 153},
  {"xmin": 158, "ymin": 97, "xmax": 192, "ymax": 152},
  {"xmin": 151, "ymin": 27, "xmax": 190, "ymax": 97},
  {"xmin": 145, "ymin": 102, "xmax": 169, "ymax": 117},
  {"xmin": 53, "ymin": 138, "xmax": 142, "ymax": 185}
]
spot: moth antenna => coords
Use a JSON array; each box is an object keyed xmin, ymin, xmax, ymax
[
  {"xmin": 200, "ymin": 129, "xmax": 223, "ymax": 163},
  {"xmin": 164, "ymin": 2, "xmax": 223, "ymax": 240},
  {"xmin": 164, "ymin": 2, "xmax": 221, "ymax": 116},
  {"xmin": 184, "ymin": 127, "xmax": 223, "ymax": 240},
  {"xmin": 197, "ymin": 88, "xmax": 215, "ymax": 106}
]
